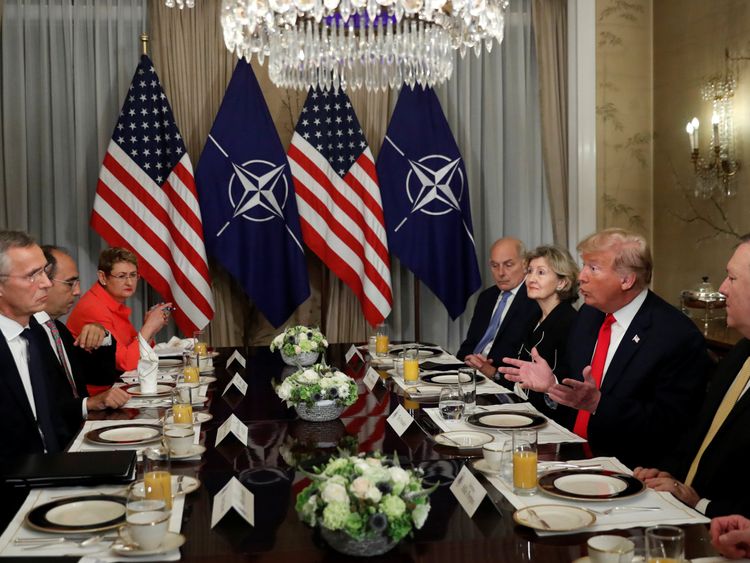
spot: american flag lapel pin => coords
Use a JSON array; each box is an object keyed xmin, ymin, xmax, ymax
[{"xmin": 632, "ymin": 335, "xmax": 640, "ymax": 344}]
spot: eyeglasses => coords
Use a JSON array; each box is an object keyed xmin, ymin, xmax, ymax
[
  {"xmin": 0, "ymin": 263, "xmax": 54, "ymax": 285},
  {"xmin": 108, "ymin": 272, "xmax": 139, "ymax": 282},
  {"xmin": 53, "ymin": 277, "xmax": 81, "ymax": 290}
]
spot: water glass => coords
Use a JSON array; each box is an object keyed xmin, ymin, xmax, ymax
[
  {"xmin": 375, "ymin": 323, "xmax": 389, "ymax": 357},
  {"xmin": 482, "ymin": 441, "xmax": 506, "ymax": 471},
  {"xmin": 367, "ymin": 335, "xmax": 377, "ymax": 357},
  {"xmin": 512, "ymin": 429, "xmax": 538, "ymax": 495},
  {"xmin": 458, "ymin": 367, "xmax": 476, "ymax": 414},
  {"xmin": 438, "ymin": 386, "xmax": 465, "ymax": 420},
  {"xmin": 645, "ymin": 525, "xmax": 684, "ymax": 562},
  {"xmin": 122, "ymin": 482, "xmax": 170, "ymax": 550}
]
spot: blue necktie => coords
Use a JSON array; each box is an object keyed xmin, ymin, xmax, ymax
[
  {"xmin": 473, "ymin": 291, "xmax": 511, "ymax": 354},
  {"xmin": 22, "ymin": 328, "xmax": 61, "ymax": 453}
]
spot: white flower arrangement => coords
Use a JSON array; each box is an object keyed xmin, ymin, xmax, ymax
[
  {"xmin": 275, "ymin": 363, "xmax": 357, "ymax": 408},
  {"xmin": 270, "ymin": 325, "xmax": 328, "ymax": 356},
  {"xmin": 295, "ymin": 453, "xmax": 434, "ymax": 543}
]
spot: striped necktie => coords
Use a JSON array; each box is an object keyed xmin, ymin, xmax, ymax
[
  {"xmin": 473, "ymin": 291, "xmax": 511, "ymax": 354},
  {"xmin": 44, "ymin": 319, "xmax": 79, "ymax": 398}
]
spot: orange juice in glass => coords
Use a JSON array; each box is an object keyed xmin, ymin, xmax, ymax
[
  {"xmin": 172, "ymin": 403, "xmax": 193, "ymax": 424},
  {"xmin": 512, "ymin": 430, "xmax": 538, "ymax": 495},
  {"xmin": 375, "ymin": 324, "xmax": 389, "ymax": 357},
  {"xmin": 403, "ymin": 348, "xmax": 419, "ymax": 382},
  {"xmin": 143, "ymin": 446, "xmax": 172, "ymax": 509}
]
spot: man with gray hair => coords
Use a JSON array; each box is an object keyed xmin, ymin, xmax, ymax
[{"xmin": 500, "ymin": 228, "xmax": 711, "ymax": 467}]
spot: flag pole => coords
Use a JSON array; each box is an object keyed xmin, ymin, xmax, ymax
[
  {"xmin": 140, "ymin": 33, "xmax": 149, "ymax": 55},
  {"xmin": 413, "ymin": 276, "xmax": 421, "ymax": 342},
  {"xmin": 320, "ymin": 265, "xmax": 329, "ymax": 335}
]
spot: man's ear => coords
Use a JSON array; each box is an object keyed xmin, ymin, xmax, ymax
[{"xmin": 620, "ymin": 271, "xmax": 637, "ymax": 291}]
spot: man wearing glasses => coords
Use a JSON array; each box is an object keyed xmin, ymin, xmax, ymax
[{"xmin": 0, "ymin": 231, "xmax": 124, "ymax": 457}]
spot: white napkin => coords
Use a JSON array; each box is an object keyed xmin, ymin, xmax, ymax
[
  {"xmin": 154, "ymin": 336, "xmax": 193, "ymax": 351},
  {"xmin": 138, "ymin": 335, "xmax": 159, "ymax": 394},
  {"xmin": 485, "ymin": 457, "xmax": 710, "ymax": 535}
]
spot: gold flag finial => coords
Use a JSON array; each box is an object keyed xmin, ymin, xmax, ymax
[{"xmin": 140, "ymin": 33, "xmax": 149, "ymax": 56}]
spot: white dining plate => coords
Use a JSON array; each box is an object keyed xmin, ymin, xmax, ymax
[
  {"xmin": 156, "ymin": 348, "xmax": 185, "ymax": 358},
  {"xmin": 554, "ymin": 474, "xmax": 628, "ymax": 497},
  {"xmin": 434, "ymin": 431, "xmax": 494, "ymax": 449},
  {"xmin": 169, "ymin": 445, "xmax": 207, "ymax": 461},
  {"xmin": 200, "ymin": 375, "xmax": 217, "ymax": 384},
  {"xmin": 513, "ymin": 505, "xmax": 596, "ymax": 532},
  {"xmin": 466, "ymin": 411, "xmax": 548, "ymax": 430},
  {"xmin": 192, "ymin": 395, "xmax": 209, "ymax": 405},
  {"xmin": 132, "ymin": 475, "xmax": 201, "ymax": 496},
  {"xmin": 26, "ymin": 495, "xmax": 126, "ymax": 533},
  {"xmin": 112, "ymin": 532, "xmax": 186, "ymax": 556},
  {"xmin": 404, "ymin": 384, "xmax": 443, "ymax": 397},
  {"xmin": 122, "ymin": 383, "xmax": 175, "ymax": 397},
  {"xmin": 85, "ymin": 424, "xmax": 163, "ymax": 445}
]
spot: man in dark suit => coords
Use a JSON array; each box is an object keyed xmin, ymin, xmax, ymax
[
  {"xmin": 458, "ymin": 237, "xmax": 540, "ymax": 382},
  {"xmin": 500, "ymin": 228, "xmax": 710, "ymax": 468},
  {"xmin": 634, "ymin": 235, "xmax": 750, "ymax": 518},
  {"xmin": 0, "ymin": 231, "xmax": 127, "ymax": 457}
]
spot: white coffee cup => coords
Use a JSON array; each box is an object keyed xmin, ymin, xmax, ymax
[
  {"xmin": 482, "ymin": 441, "xmax": 506, "ymax": 471},
  {"xmin": 587, "ymin": 535, "xmax": 635, "ymax": 563},
  {"xmin": 121, "ymin": 508, "xmax": 169, "ymax": 550},
  {"xmin": 164, "ymin": 424, "xmax": 195, "ymax": 455}
]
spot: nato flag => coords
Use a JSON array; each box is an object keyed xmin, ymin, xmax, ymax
[
  {"xmin": 196, "ymin": 60, "xmax": 310, "ymax": 327},
  {"xmin": 377, "ymin": 85, "xmax": 481, "ymax": 319}
]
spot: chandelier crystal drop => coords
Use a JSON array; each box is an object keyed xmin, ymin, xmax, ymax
[{"xmin": 218, "ymin": 0, "xmax": 509, "ymax": 91}]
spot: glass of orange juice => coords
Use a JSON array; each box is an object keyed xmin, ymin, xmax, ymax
[
  {"xmin": 403, "ymin": 348, "xmax": 420, "ymax": 382},
  {"xmin": 375, "ymin": 323, "xmax": 389, "ymax": 357},
  {"xmin": 512, "ymin": 429, "xmax": 538, "ymax": 495},
  {"xmin": 193, "ymin": 330, "xmax": 208, "ymax": 357},
  {"xmin": 143, "ymin": 445, "xmax": 172, "ymax": 509},
  {"xmin": 646, "ymin": 525, "xmax": 684, "ymax": 563},
  {"xmin": 182, "ymin": 353, "xmax": 200, "ymax": 385}
]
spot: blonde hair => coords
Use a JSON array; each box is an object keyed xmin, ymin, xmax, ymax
[
  {"xmin": 525, "ymin": 245, "xmax": 579, "ymax": 301},
  {"xmin": 577, "ymin": 228, "xmax": 652, "ymax": 287}
]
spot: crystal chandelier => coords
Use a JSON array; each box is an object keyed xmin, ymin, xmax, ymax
[{"xmin": 166, "ymin": 0, "xmax": 509, "ymax": 91}]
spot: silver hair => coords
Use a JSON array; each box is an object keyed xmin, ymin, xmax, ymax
[{"xmin": 0, "ymin": 231, "xmax": 37, "ymax": 276}]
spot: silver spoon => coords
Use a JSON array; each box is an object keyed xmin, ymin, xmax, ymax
[{"xmin": 20, "ymin": 535, "xmax": 107, "ymax": 550}]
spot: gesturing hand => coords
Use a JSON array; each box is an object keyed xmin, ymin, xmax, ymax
[
  {"xmin": 498, "ymin": 347, "xmax": 555, "ymax": 392},
  {"xmin": 547, "ymin": 366, "xmax": 601, "ymax": 412},
  {"xmin": 711, "ymin": 515, "xmax": 750, "ymax": 559}
]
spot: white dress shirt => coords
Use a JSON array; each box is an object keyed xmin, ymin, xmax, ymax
[{"xmin": 0, "ymin": 314, "xmax": 38, "ymax": 417}]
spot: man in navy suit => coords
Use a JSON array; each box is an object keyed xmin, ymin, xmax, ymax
[
  {"xmin": 634, "ymin": 234, "xmax": 750, "ymax": 518},
  {"xmin": 458, "ymin": 237, "xmax": 540, "ymax": 382},
  {"xmin": 500, "ymin": 228, "xmax": 710, "ymax": 468}
]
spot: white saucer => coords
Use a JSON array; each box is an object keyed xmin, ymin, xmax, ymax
[
  {"xmin": 112, "ymin": 531, "xmax": 186, "ymax": 556},
  {"xmin": 133, "ymin": 475, "xmax": 201, "ymax": 496},
  {"xmin": 472, "ymin": 459, "xmax": 503, "ymax": 476},
  {"xmin": 169, "ymin": 444, "xmax": 206, "ymax": 461},
  {"xmin": 200, "ymin": 375, "xmax": 217, "ymax": 384},
  {"xmin": 434, "ymin": 430, "xmax": 494, "ymax": 449},
  {"xmin": 164, "ymin": 412, "xmax": 213, "ymax": 424},
  {"xmin": 192, "ymin": 395, "xmax": 209, "ymax": 405}
]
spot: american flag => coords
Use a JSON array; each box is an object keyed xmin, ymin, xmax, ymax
[
  {"xmin": 287, "ymin": 88, "xmax": 392, "ymax": 326},
  {"xmin": 91, "ymin": 55, "xmax": 214, "ymax": 334}
]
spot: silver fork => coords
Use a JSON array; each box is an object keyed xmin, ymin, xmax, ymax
[{"xmin": 588, "ymin": 506, "xmax": 661, "ymax": 516}]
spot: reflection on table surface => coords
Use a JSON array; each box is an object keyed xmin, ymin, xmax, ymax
[{"xmin": 2, "ymin": 344, "xmax": 718, "ymax": 562}]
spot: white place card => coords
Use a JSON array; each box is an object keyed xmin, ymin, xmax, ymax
[
  {"xmin": 215, "ymin": 414, "xmax": 248, "ymax": 446},
  {"xmin": 211, "ymin": 477, "xmax": 254, "ymax": 528},
  {"xmin": 226, "ymin": 350, "xmax": 246, "ymax": 369},
  {"xmin": 345, "ymin": 344, "xmax": 362, "ymax": 364},
  {"xmin": 199, "ymin": 384, "xmax": 209, "ymax": 397},
  {"xmin": 222, "ymin": 373, "xmax": 248, "ymax": 396},
  {"xmin": 363, "ymin": 367, "xmax": 380, "ymax": 392},
  {"xmin": 450, "ymin": 465, "xmax": 487, "ymax": 518},
  {"xmin": 386, "ymin": 404, "xmax": 413, "ymax": 436}
]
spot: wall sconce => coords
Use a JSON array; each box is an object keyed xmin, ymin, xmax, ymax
[{"xmin": 685, "ymin": 70, "xmax": 740, "ymax": 198}]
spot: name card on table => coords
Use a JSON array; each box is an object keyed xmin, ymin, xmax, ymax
[
  {"xmin": 215, "ymin": 414, "xmax": 248, "ymax": 446},
  {"xmin": 450, "ymin": 465, "xmax": 487, "ymax": 518},
  {"xmin": 387, "ymin": 404, "xmax": 414, "ymax": 436},
  {"xmin": 222, "ymin": 374, "xmax": 248, "ymax": 396},
  {"xmin": 226, "ymin": 350, "xmax": 246, "ymax": 369},
  {"xmin": 363, "ymin": 367, "xmax": 381, "ymax": 392},
  {"xmin": 345, "ymin": 344, "xmax": 363, "ymax": 364},
  {"xmin": 211, "ymin": 476, "xmax": 254, "ymax": 528}
]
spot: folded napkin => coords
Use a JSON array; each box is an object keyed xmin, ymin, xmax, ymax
[
  {"xmin": 154, "ymin": 336, "xmax": 194, "ymax": 351},
  {"xmin": 484, "ymin": 456, "xmax": 709, "ymax": 535},
  {"xmin": 138, "ymin": 335, "xmax": 159, "ymax": 394},
  {"xmin": 425, "ymin": 402, "xmax": 585, "ymax": 444},
  {"xmin": 0, "ymin": 484, "xmax": 184, "ymax": 561}
]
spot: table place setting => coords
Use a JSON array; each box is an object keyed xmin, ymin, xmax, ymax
[
  {"xmin": 483, "ymin": 456, "xmax": 709, "ymax": 535},
  {"xmin": 425, "ymin": 402, "xmax": 585, "ymax": 445},
  {"xmin": 0, "ymin": 483, "xmax": 186, "ymax": 560},
  {"xmin": 390, "ymin": 368, "xmax": 512, "ymax": 397}
]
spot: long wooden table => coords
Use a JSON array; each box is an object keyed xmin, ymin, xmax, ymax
[{"xmin": 0, "ymin": 344, "xmax": 720, "ymax": 561}]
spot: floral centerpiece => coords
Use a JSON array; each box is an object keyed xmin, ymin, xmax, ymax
[
  {"xmin": 275, "ymin": 363, "xmax": 357, "ymax": 422},
  {"xmin": 295, "ymin": 453, "xmax": 434, "ymax": 556},
  {"xmin": 270, "ymin": 325, "xmax": 328, "ymax": 366}
]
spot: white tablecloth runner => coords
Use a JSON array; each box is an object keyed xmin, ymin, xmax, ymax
[
  {"xmin": 425, "ymin": 402, "xmax": 586, "ymax": 445},
  {"xmin": 0, "ymin": 485, "xmax": 184, "ymax": 561},
  {"xmin": 485, "ymin": 457, "xmax": 709, "ymax": 535}
]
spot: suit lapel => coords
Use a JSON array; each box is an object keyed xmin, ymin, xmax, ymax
[
  {"xmin": 0, "ymin": 333, "xmax": 37, "ymax": 423},
  {"xmin": 496, "ymin": 284, "xmax": 527, "ymax": 338},
  {"xmin": 600, "ymin": 294, "xmax": 653, "ymax": 394}
]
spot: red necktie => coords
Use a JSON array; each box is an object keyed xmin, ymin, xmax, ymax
[{"xmin": 573, "ymin": 313, "xmax": 615, "ymax": 438}]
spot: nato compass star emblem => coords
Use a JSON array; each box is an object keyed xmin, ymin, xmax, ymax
[
  {"xmin": 209, "ymin": 135, "xmax": 303, "ymax": 251},
  {"xmin": 385, "ymin": 136, "xmax": 475, "ymax": 242}
]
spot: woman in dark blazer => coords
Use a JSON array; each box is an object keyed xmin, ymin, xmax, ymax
[{"xmin": 513, "ymin": 245, "xmax": 579, "ymax": 428}]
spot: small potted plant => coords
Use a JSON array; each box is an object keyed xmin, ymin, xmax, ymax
[
  {"xmin": 270, "ymin": 325, "xmax": 328, "ymax": 367},
  {"xmin": 275, "ymin": 363, "xmax": 358, "ymax": 422},
  {"xmin": 295, "ymin": 453, "xmax": 434, "ymax": 556}
]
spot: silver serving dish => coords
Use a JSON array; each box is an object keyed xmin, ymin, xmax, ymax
[{"xmin": 680, "ymin": 276, "xmax": 726, "ymax": 324}]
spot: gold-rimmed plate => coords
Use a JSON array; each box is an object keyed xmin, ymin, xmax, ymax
[
  {"xmin": 539, "ymin": 470, "xmax": 646, "ymax": 501},
  {"xmin": 513, "ymin": 505, "xmax": 596, "ymax": 532},
  {"xmin": 466, "ymin": 411, "xmax": 548, "ymax": 430},
  {"xmin": 84, "ymin": 424, "xmax": 163, "ymax": 446},
  {"xmin": 122, "ymin": 383, "xmax": 175, "ymax": 397},
  {"xmin": 26, "ymin": 495, "xmax": 126, "ymax": 533},
  {"xmin": 420, "ymin": 372, "xmax": 486, "ymax": 385}
]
